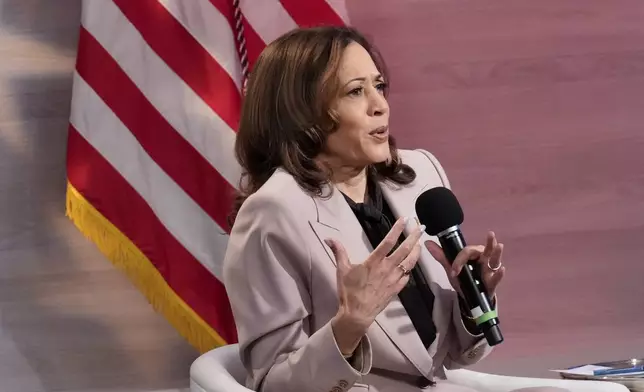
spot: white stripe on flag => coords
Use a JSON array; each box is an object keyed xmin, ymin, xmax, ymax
[
  {"xmin": 240, "ymin": 0, "xmax": 298, "ymax": 44},
  {"xmin": 81, "ymin": 0, "xmax": 242, "ymax": 189},
  {"xmin": 158, "ymin": 0, "xmax": 243, "ymax": 90},
  {"xmin": 70, "ymin": 72, "xmax": 229, "ymax": 280}
]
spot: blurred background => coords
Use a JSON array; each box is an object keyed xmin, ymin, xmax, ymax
[{"xmin": 0, "ymin": 0, "xmax": 642, "ymax": 391}]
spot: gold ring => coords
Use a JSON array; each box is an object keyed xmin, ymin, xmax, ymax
[
  {"xmin": 487, "ymin": 259, "xmax": 502, "ymax": 272},
  {"xmin": 398, "ymin": 264, "xmax": 411, "ymax": 276}
]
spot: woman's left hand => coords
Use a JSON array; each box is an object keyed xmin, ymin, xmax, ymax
[{"xmin": 425, "ymin": 231, "xmax": 506, "ymax": 299}]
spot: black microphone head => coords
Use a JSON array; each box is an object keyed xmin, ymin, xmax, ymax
[{"xmin": 415, "ymin": 187, "xmax": 464, "ymax": 236}]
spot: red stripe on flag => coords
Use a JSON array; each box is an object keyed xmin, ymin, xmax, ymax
[
  {"xmin": 207, "ymin": 0, "xmax": 266, "ymax": 69},
  {"xmin": 67, "ymin": 125, "xmax": 238, "ymax": 343},
  {"xmin": 279, "ymin": 0, "xmax": 345, "ymax": 27},
  {"xmin": 112, "ymin": 0, "xmax": 242, "ymax": 131},
  {"xmin": 76, "ymin": 27, "xmax": 234, "ymax": 233}
]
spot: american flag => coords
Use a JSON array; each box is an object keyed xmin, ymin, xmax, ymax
[{"xmin": 65, "ymin": 0, "xmax": 349, "ymax": 353}]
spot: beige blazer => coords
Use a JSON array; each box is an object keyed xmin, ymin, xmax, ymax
[{"xmin": 223, "ymin": 149, "xmax": 494, "ymax": 392}]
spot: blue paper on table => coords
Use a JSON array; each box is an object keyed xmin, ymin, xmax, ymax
[
  {"xmin": 593, "ymin": 365, "xmax": 644, "ymax": 376},
  {"xmin": 551, "ymin": 364, "xmax": 644, "ymax": 377}
]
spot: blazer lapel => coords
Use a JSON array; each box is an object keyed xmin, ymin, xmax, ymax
[
  {"xmin": 309, "ymin": 182, "xmax": 434, "ymax": 378},
  {"xmin": 308, "ymin": 183, "xmax": 372, "ymax": 273}
]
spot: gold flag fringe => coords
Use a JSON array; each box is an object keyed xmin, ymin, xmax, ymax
[{"xmin": 65, "ymin": 181, "xmax": 226, "ymax": 353}]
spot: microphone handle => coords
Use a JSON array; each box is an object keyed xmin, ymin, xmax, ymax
[{"xmin": 438, "ymin": 227, "xmax": 504, "ymax": 346}]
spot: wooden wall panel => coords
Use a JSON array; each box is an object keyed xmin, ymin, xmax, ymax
[
  {"xmin": 0, "ymin": 1, "xmax": 195, "ymax": 390},
  {"xmin": 349, "ymin": 0, "xmax": 644, "ymax": 377}
]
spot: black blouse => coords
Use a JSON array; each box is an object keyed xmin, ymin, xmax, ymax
[{"xmin": 341, "ymin": 176, "xmax": 437, "ymax": 349}]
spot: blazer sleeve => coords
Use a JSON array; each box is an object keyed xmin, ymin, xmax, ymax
[
  {"xmin": 223, "ymin": 193, "xmax": 372, "ymax": 392},
  {"xmin": 415, "ymin": 149, "xmax": 495, "ymax": 368}
]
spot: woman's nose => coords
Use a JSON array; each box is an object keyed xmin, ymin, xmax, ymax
[{"xmin": 369, "ymin": 91, "xmax": 388, "ymax": 117}]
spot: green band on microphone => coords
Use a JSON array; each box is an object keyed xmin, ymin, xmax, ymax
[{"xmin": 475, "ymin": 309, "xmax": 498, "ymax": 326}]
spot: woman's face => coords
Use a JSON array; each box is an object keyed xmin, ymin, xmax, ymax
[{"xmin": 323, "ymin": 42, "xmax": 390, "ymax": 169}]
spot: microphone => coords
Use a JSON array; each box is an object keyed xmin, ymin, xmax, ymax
[{"xmin": 415, "ymin": 186, "xmax": 504, "ymax": 346}]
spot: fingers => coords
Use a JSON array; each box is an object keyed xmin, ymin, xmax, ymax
[
  {"xmin": 425, "ymin": 240, "xmax": 450, "ymax": 272},
  {"xmin": 482, "ymin": 231, "xmax": 496, "ymax": 260},
  {"xmin": 370, "ymin": 217, "xmax": 409, "ymax": 261},
  {"xmin": 488, "ymin": 242, "xmax": 504, "ymax": 270},
  {"xmin": 486, "ymin": 264, "xmax": 506, "ymax": 293},
  {"xmin": 451, "ymin": 232, "xmax": 501, "ymax": 276},
  {"xmin": 386, "ymin": 222, "xmax": 425, "ymax": 268},
  {"xmin": 394, "ymin": 242, "xmax": 422, "ymax": 279},
  {"xmin": 427, "ymin": 232, "xmax": 505, "ymax": 278},
  {"xmin": 393, "ymin": 273, "xmax": 411, "ymax": 293},
  {"xmin": 451, "ymin": 245, "xmax": 485, "ymax": 277},
  {"xmin": 324, "ymin": 239, "xmax": 351, "ymax": 274}
]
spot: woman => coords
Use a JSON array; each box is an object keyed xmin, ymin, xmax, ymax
[{"xmin": 223, "ymin": 26, "xmax": 565, "ymax": 392}]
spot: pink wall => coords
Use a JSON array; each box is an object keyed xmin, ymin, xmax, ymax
[{"xmin": 350, "ymin": 0, "xmax": 644, "ymax": 376}]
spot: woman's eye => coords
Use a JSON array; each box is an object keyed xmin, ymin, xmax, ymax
[{"xmin": 347, "ymin": 83, "xmax": 387, "ymax": 97}]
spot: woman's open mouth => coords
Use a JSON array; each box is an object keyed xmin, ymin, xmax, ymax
[{"xmin": 369, "ymin": 126, "xmax": 389, "ymax": 141}]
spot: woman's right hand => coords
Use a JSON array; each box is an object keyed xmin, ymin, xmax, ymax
[{"xmin": 324, "ymin": 217, "xmax": 424, "ymax": 356}]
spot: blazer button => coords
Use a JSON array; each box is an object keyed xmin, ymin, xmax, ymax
[{"xmin": 338, "ymin": 380, "xmax": 348, "ymax": 388}]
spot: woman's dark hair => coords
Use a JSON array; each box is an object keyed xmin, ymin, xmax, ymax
[{"xmin": 229, "ymin": 26, "xmax": 415, "ymax": 226}]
